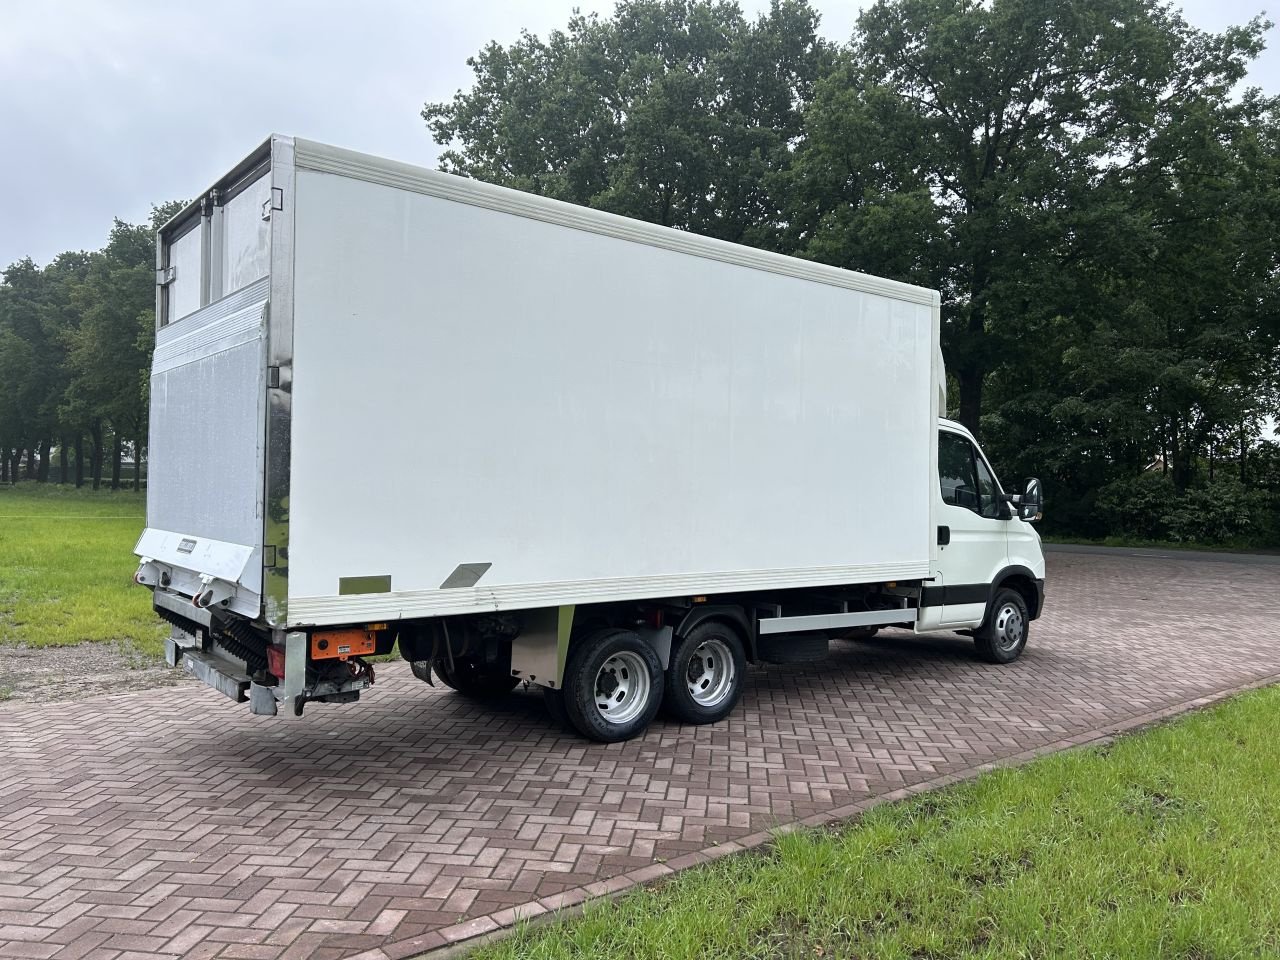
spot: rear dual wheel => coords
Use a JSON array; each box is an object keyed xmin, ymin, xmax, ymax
[
  {"xmin": 662, "ymin": 621, "xmax": 746, "ymax": 725},
  {"xmin": 560, "ymin": 628, "xmax": 664, "ymax": 743},
  {"xmin": 553, "ymin": 623, "xmax": 747, "ymax": 742}
]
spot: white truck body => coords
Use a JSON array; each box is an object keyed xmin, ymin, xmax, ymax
[{"xmin": 137, "ymin": 136, "xmax": 1042, "ymax": 739}]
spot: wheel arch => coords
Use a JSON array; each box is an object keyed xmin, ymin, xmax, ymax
[
  {"xmin": 674, "ymin": 605, "xmax": 756, "ymax": 661},
  {"xmin": 988, "ymin": 567, "xmax": 1042, "ymax": 621}
]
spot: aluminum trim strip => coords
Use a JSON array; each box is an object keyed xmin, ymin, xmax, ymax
[
  {"xmin": 758, "ymin": 608, "xmax": 919, "ymax": 636},
  {"xmin": 157, "ymin": 137, "xmax": 274, "ymax": 239},
  {"xmin": 263, "ymin": 136, "xmax": 297, "ymax": 627},
  {"xmin": 152, "ymin": 296, "xmax": 267, "ymax": 374},
  {"xmin": 286, "ymin": 561, "xmax": 931, "ymax": 626},
  {"xmin": 292, "ymin": 139, "xmax": 940, "ymax": 309},
  {"xmin": 154, "ymin": 276, "xmax": 270, "ymax": 342}
]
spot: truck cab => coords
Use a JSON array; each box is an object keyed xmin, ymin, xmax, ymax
[{"xmin": 919, "ymin": 418, "xmax": 1045, "ymax": 662}]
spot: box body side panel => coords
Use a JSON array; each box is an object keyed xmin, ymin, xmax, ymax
[{"xmin": 286, "ymin": 170, "xmax": 934, "ymax": 623}]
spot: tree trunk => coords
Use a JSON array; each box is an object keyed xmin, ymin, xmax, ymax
[
  {"xmin": 110, "ymin": 432, "xmax": 122, "ymax": 491},
  {"xmin": 36, "ymin": 438, "xmax": 51, "ymax": 482},
  {"xmin": 1169, "ymin": 418, "xmax": 1192, "ymax": 494},
  {"xmin": 1240, "ymin": 421, "xmax": 1247, "ymax": 485},
  {"xmin": 956, "ymin": 370, "xmax": 983, "ymax": 439},
  {"xmin": 90, "ymin": 420, "xmax": 103, "ymax": 491},
  {"xmin": 133, "ymin": 435, "xmax": 142, "ymax": 491},
  {"xmin": 58, "ymin": 438, "xmax": 68, "ymax": 485},
  {"xmin": 22, "ymin": 446, "xmax": 34, "ymax": 480},
  {"xmin": 74, "ymin": 434, "xmax": 84, "ymax": 488},
  {"xmin": 0, "ymin": 444, "xmax": 7, "ymax": 483}
]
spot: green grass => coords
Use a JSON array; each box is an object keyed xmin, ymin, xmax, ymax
[
  {"xmin": 0, "ymin": 483, "xmax": 166, "ymax": 658},
  {"xmin": 475, "ymin": 687, "xmax": 1280, "ymax": 959}
]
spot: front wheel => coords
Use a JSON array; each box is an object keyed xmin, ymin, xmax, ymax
[
  {"xmin": 561, "ymin": 628, "xmax": 663, "ymax": 743},
  {"xmin": 662, "ymin": 621, "xmax": 746, "ymax": 724},
  {"xmin": 974, "ymin": 588, "xmax": 1029, "ymax": 664}
]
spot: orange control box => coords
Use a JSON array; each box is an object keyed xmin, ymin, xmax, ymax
[{"xmin": 311, "ymin": 628, "xmax": 378, "ymax": 661}]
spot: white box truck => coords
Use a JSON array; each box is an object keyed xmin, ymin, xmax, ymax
[{"xmin": 136, "ymin": 136, "xmax": 1046, "ymax": 742}]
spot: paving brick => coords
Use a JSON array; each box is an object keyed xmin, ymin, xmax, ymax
[{"xmin": 3, "ymin": 551, "xmax": 1278, "ymax": 958}]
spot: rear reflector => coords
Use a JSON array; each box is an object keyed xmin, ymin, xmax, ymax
[{"xmin": 266, "ymin": 644, "xmax": 286, "ymax": 679}]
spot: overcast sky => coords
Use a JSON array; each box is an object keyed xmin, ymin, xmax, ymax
[{"xmin": 1, "ymin": 1, "xmax": 1275, "ymax": 268}]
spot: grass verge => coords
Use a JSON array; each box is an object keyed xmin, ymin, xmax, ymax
[
  {"xmin": 474, "ymin": 686, "xmax": 1280, "ymax": 959},
  {"xmin": 0, "ymin": 483, "xmax": 166, "ymax": 658}
]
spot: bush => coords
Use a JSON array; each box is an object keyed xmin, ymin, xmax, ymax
[
  {"xmin": 1096, "ymin": 472, "xmax": 1177, "ymax": 541},
  {"xmin": 1163, "ymin": 478, "xmax": 1271, "ymax": 545},
  {"xmin": 1096, "ymin": 473, "xmax": 1273, "ymax": 546}
]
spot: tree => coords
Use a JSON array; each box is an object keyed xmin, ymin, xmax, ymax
[
  {"xmin": 424, "ymin": 0, "xmax": 829, "ymax": 247},
  {"xmin": 1065, "ymin": 96, "xmax": 1280, "ymax": 494},
  {"xmin": 1, "ymin": 201, "xmax": 180, "ymax": 489},
  {"xmin": 799, "ymin": 0, "xmax": 1271, "ymax": 437},
  {"xmin": 64, "ymin": 217, "xmax": 156, "ymax": 490},
  {"xmin": 0, "ymin": 256, "xmax": 89, "ymax": 482},
  {"xmin": 977, "ymin": 86, "xmax": 1280, "ymax": 533},
  {"xmin": 39, "ymin": 251, "xmax": 93, "ymax": 484},
  {"xmin": 0, "ymin": 267, "xmax": 38, "ymax": 482}
]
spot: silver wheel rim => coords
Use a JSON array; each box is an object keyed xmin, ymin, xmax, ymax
[
  {"xmin": 994, "ymin": 603, "xmax": 1024, "ymax": 651},
  {"xmin": 594, "ymin": 650, "xmax": 650, "ymax": 725},
  {"xmin": 686, "ymin": 638, "xmax": 736, "ymax": 708}
]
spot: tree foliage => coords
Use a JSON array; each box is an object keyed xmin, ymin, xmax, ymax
[
  {"xmin": 799, "ymin": 0, "xmax": 1272, "ymax": 434},
  {"xmin": 424, "ymin": 0, "xmax": 830, "ymax": 246},
  {"xmin": 0, "ymin": 202, "xmax": 181, "ymax": 489}
]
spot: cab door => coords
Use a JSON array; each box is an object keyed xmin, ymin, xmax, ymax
[{"xmin": 929, "ymin": 429, "xmax": 1011, "ymax": 628}]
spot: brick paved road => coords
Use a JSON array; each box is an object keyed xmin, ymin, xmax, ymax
[{"xmin": 2, "ymin": 549, "xmax": 1279, "ymax": 960}]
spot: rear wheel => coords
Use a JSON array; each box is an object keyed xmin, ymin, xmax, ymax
[
  {"xmin": 974, "ymin": 588, "xmax": 1029, "ymax": 664},
  {"xmin": 662, "ymin": 621, "xmax": 746, "ymax": 724},
  {"xmin": 562, "ymin": 628, "xmax": 663, "ymax": 742}
]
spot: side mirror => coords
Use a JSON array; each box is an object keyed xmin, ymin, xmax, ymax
[{"xmin": 1019, "ymin": 478, "xmax": 1042, "ymax": 522}]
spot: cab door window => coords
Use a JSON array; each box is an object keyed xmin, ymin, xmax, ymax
[
  {"xmin": 939, "ymin": 431, "xmax": 1001, "ymax": 518},
  {"xmin": 972, "ymin": 449, "xmax": 1003, "ymax": 518}
]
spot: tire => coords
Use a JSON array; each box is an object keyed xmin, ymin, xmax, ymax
[
  {"xmin": 662, "ymin": 621, "xmax": 746, "ymax": 724},
  {"xmin": 543, "ymin": 687, "xmax": 572, "ymax": 731},
  {"xmin": 561, "ymin": 628, "xmax": 663, "ymax": 743},
  {"xmin": 974, "ymin": 587, "xmax": 1029, "ymax": 664},
  {"xmin": 431, "ymin": 655, "xmax": 520, "ymax": 698}
]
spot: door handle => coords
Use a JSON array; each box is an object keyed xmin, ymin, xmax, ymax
[{"xmin": 937, "ymin": 525, "xmax": 951, "ymax": 546}]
